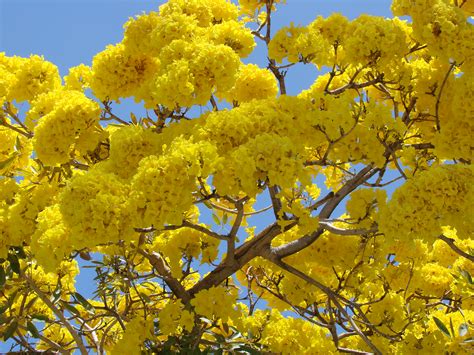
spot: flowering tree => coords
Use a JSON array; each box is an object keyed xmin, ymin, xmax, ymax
[{"xmin": 0, "ymin": 0, "xmax": 473, "ymax": 353}]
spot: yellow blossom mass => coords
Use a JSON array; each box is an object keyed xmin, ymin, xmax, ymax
[{"xmin": 0, "ymin": 0, "xmax": 472, "ymax": 353}]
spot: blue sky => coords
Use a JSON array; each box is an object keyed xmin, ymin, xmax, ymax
[{"xmin": 0, "ymin": 0, "xmax": 395, "ymax": 351}]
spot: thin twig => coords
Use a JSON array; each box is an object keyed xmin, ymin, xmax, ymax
[
  {"xmin": 435, "ymin": 62, "xmax": 455, "ymax": 132},
  {"xmin": 22, "ymin": 274, "xmax": 88, "ymax": 355}
]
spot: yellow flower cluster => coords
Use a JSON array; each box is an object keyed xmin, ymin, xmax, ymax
[
  {"xmin": 0, "ymin": 258, "xmax": 78, "ymax": 345},
  {"xmin": 344, "ymin": 16, "xmax": 410, "ymax": 67},
  {"xmin": 392, "ymin": 0, "xmax": 474, "ymax": 70},
  {"xmin": 90, "ymin": 43, "xmax": 160, "ymax": 102},
  {"xmin": 63, "ymin": 63, "xmax": 92, "ymax": 92},
  {"xmin": 218, "ymin": 63, "xmax": 278, "ymax": 103},
  {"xmin": 269, "ymin": 23, "xmax": 328, "ymax": 64},
  {"xmin": 433, "ymin": 71, "xmax": 474, "ymax": 161},
  {"xmin": 151, "ymin": 227, "xmax": 219, "ymax": 278},
  {"xmin": 0, "ymin": 124, "xmax": 32, "ymax": 175},
  {"xmin": 32, "ymin": 90, "xmax": 101, "ymax": 165},
  {"xmin": 259, "ymin": 311, "xmax": 336, "ymax": 354},
  {"xmin": 399, "ymin": 309, "xmax": 474, "ymax": 354},
  {"xmin": 215, "ymin": 133, "xmax": 306, "ymax": 196},
  {"xmin": 0, "ymin": 53, "xmax": 61, "ymax": 103},
  {"xmin": 0, "ymin": 178, "xmax": 18, "ymax": 257},
  {"xmin": 346, "ymin": 188, "xmax": 387, "ymax": 228},
  {"xmin": 269, "ymin": 14, "xmax": 409, "ymax": 68},
  {"xmin": 91, "ymin": 0, "xmax": 253, "ymax": 108},
  {"xmin": 159, "ymin": 0, "xmax": 239, "ymax": 26},
  {"xmin": 299, "ymin": 85, "xmax": 356, "ymax": 141},
  {"xmin": 131, "ymin": 137, "xmax": 220, "ymax": 227},
  {"xmin": 151, "ymin": 40, "xmax": 240, "ymax": 108},
  {"xmin": 111, "ymin": 315, "xmax": 154, "ymax": 355},
  {"xmin": 36, "ymin": 324, "xmax": 74, "ymax": 351},
  {"xmin": 206, "ymin": 20, "xmax": 255, "ymax": 58},
  {"xmin": 191, "ymin": 286, "xmax": 238, "ymax": 322},
  {"xmin": 30, "ymin": 204, "xmax": 73, "ymax": 272},
  {"xmin": 60, "ymin": 168, "xmax": 134, "ymax": 248},
  {"xmin": 123, "ymin": 12, "xmax": 198, "ymax": 57},
  {"xmin": 379, "ymin": 165, "xmax": 473, "ymax": 242},
  {"xmin": 3, "ymin": 181, "xmax": 59, "ymax": 258},
  {"xmin": 104, "ymin": 124, "xmax": 162, "ymax": 179},
  {"xmin": 159, "ymin": 299, "xmax": 194, "ymax": 335}
]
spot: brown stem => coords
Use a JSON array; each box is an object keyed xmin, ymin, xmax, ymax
[
  {"xmin": 137, "ymin": 249, "xmax": 191, "ymax": 303},
  {"xmin": 435, "ymin": 62, "xmax": 455, "ymax": 132},
  {"xmin": 439, "ymin": 234, "xmax": 474, "ymax": 262}
]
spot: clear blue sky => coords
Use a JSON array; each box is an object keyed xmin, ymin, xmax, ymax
[{"xmin": 0, "ymin": 0, "xmax": 393, "ymax": 351}]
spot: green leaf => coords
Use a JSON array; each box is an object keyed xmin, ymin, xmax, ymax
[
  {"xmin": 7, "ymin": 253, "xmax": 20, "ymax": 274},
  {"xmin": 60, "ymin": 301, "xmax": 81, "ymax": 317},
  {"xmin": 222, "ymin": 213, "xmax": 229, "ymax": 225},
  {"xmin": 0, "ymin": 304, "xmax": 9, "ymax": 315},
  {"xmin": 449, "ymin": 318, "xmax": 455, "ymax": 339},
  {"xmin": 73, "ymin": 292, "xmax": 94, "ymax": 313},
  {"xmin": 25, "ymin": 296, "xmax": 38, "ymax": 310},
  {"xmin": 3, "ymin": 320, "xmax": 18, "ymax": 341},
  {"xmin": 212, "ymin": 213, "xmax": 220, "ymax": 225},
  {"xmin": 460, "ymin": 270, "xmax": 473, "ymax": 284},
  {"xmin": 130, "ymin": 112, "xmax": 138, "ymax": 124},
  {"xmin": 26, "ymin": 321, "xmax": 40, "ymax": 338},
  {"xmin": 433, "ymin": 316, "xmax": 451, "ymax": 338},
  {"xmin": 31, "ymin": 313, "xmax": 50, "ymax": 322},
  {"xmin": 51, "ymin": 282, "xmax": 62, "ymax": 304},
  {"xmin": 12, "ymin": 246, "xmax": 26, "ymax": 259},
  {"xmin": 459, "ymin": 323, "xmax": 469, "ymax": 337},
  {"xmin": 139, "ymin": 292, "xmax": 151, "ymax": 304},
  {"xmin": 0, "ymin": 265, "xmax": 6, "ymax": 289},
  {"xmin": 0, "ymin": 314, "xmax": 10, "ymax": 326},
  {"xmin": 213, "ymin": 332, "xmax": 226, "ymax": 343},
  {"xmin": 14, "ymin": 136, "xmax": 22, "ymax": 152},
  {"xmin": 222, "ymin": 322, "xmax": 229, "ymax": 335},
  {"xmin": 0, "ymin": 153, "xmax": 18, "ymax": 170}
]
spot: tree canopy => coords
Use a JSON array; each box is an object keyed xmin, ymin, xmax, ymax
[{"xmin": 0, "ymin": 0, "xmax": 473, "ymax": 353}]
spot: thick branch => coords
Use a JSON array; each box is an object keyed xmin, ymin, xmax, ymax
[
  {"xmin": 225, "ymin": 199, "xmax": 246, "ymax": 265},
  {"xmin": 320, "ymin": 166, "xmax": 377, "ymax": 219},
  {"xmin": 138, "ymin": 249, "xmax": 191, "ymax": 303},
  {"xmin": 274, "ymin": 166, "xmax": 377, "ymax": 259},
  {"xmin": 268, "ymin": 185, "xmax": 283, "ymax": 219},
  {"xmin": 189, "ymin": 221, "xmax": 297, "ymax": 296}
]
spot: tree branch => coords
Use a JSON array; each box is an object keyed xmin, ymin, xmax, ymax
[
  {"xmin": 319, "ymin": 221, "xmax": 377, "ymax": 236},
  {"xmin": 439, "ymin": 234, "xmax": 474, "ymax": 262},
  {"xmin": 264, "ymin": 256, "xmax": 382, "ymax": 355},
  {"xmin": 435, "ymin": 62, "xmax": 455, "ymax": 132},
  {"xmin": 22, "ymin": 274, "xmax": 88, "ymax": 355},
  {"xmin": 137, "ymin": 249, "xmax": 191, "ymax": 303},
  {"xmin": 225, "ymin": 198, "xmax": 247, "ymax": 265}
]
